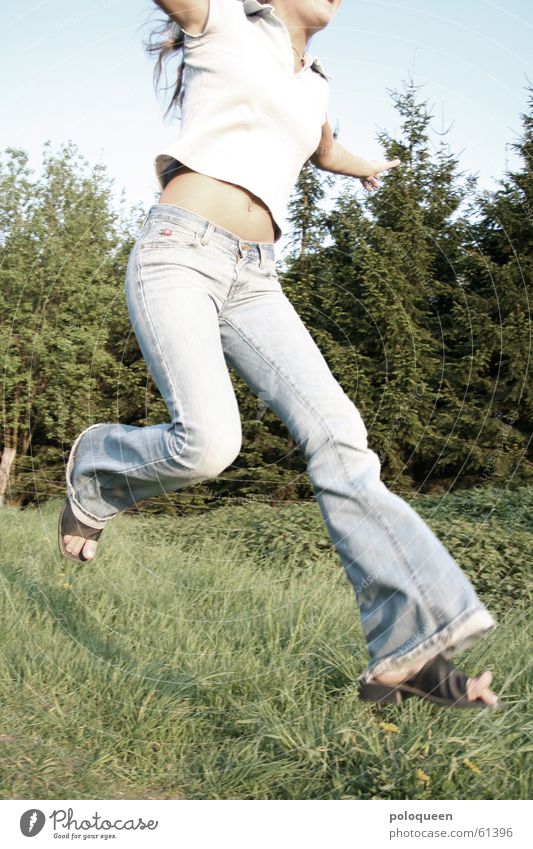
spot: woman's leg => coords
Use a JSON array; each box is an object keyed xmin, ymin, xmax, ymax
[
  {"xmin": 64, "ymin": 205, "xmax": 498, "ymax": 700},
  {"xmin": 63, "ymin": 209, "xmax": 243, "ymax": 556},
  {"xmin": 216, "ymin": 253, "xmax": 498, "ymax": 690}
]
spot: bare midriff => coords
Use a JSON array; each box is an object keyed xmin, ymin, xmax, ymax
[{"xmin": 158, "ymin": 164, "xmax": 276, "ymax": 243}]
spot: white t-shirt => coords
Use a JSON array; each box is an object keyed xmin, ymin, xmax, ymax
[{"xmin": 154, "ymin": 0, "xmax": 332, "ymax": 242}]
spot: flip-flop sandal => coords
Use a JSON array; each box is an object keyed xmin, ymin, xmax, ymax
[
  {"xmin": 357, "ymin": 653, "xmax": 508, "ymax": 710},
  {"xmin": 58, "ymin": 498, "xmax": 103, "ymax": 563}
]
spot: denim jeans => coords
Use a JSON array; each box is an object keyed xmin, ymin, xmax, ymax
[{"xmin": 65, "ymin": 203, "xmax": 497, "ymax": 682}]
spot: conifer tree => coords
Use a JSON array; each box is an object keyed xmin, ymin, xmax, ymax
[
  {"xmin": 319, "ymin": 78, "xmax": 473, "ymax": 487},
  {"xmin": 449, "ymin": 84, "xmax": 533, "ymax": 483}
]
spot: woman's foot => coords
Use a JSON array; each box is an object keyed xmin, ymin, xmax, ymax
[
  {"xmin": 58, "ymin": 499, "xmax": 104, "ymax": 563},
  {"xmin": 63, "ymin": 534, "xmax": 98, "ymax": 561},
  {"xmin": 374, "ymin": 663, "xmax": 499, "ymax": 706}
]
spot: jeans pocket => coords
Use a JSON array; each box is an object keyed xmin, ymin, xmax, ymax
[{"xmin": 139, "ymin": 218, "xmax": 200, "ymax": 251}]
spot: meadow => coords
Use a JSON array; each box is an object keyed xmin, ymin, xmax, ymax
[{"xmin": 0, "ymin": 484, "xmax": 531, "ymax": 799}]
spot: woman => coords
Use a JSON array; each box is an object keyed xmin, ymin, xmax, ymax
[{"xmin": 58, "ymin": 0, "xmax": 505, "ymax": 710}]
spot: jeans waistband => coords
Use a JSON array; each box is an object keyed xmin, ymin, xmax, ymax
[{"xmin": 145, "ymin": 203, "xmax": 276, "ymax": 265}]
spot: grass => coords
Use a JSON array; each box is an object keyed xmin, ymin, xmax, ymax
[{"xmin": 0, "ymin": 484, "xmax": 531, "ymax": 799}]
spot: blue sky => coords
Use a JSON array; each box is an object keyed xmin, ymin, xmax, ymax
[{"xmin": 1, "ymin": 0, "xmax": 531, "ymax": 249}]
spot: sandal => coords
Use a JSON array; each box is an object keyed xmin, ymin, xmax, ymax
[
  {"xmin": 58, "ymin": 498, "xmax": 103, "ymax": 563},
  {"xmin": 357, "ymin": 653, "xmax": 508, "ymax": 710}
]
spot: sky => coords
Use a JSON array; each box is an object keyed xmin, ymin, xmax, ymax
[{"xmin": 1, "ymin": 0, "xmax": 531, "ymax": 252}]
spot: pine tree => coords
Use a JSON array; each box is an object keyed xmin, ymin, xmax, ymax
[
  {"xmin": 450, "ymin": 83, "xmax": 533, "ymax": 482},
  {"xmin": 321, "ymin": 78, "xmax": 475, "ymax": 488}
]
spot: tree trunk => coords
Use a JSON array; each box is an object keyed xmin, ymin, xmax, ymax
[{"xmin": 0, "ymin": 446, "xmax": 16, "ymax": 506}]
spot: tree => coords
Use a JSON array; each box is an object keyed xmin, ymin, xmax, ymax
[
  {"xmin": 0, "ymin": 142, "xmax": 145, "ymax": 506},
  {"xmin": 462, "ymin": 84, "xmax": 532, "ymax": 441}
]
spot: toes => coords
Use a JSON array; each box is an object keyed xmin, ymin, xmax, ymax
[
  {"xmin": 467, "ymin": 671, "xmax": 498, "ymax": 704},
  {"xmin": 64, "ymin": 536, "xmax": 97, "ymax": 559},
  {"xmin": 81, "ymin": 540, "xmax": 97, "ymax": 560},
  {"xmin": 477, "ymin": 671, "xmax": 493, "ymax": 691},
  {"xmin": 65, "ymin": 536, "xmax": 84, "ymax": 555}
]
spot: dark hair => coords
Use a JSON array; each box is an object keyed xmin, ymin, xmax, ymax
[
  {"xmin": 144, "ymin": 6, "xmax": 186, "ymax": 121},
  {"xmin": 144, "ymin": 2, "xmax": 272, "ymax": 120}
]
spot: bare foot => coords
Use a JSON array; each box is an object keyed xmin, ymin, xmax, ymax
[
  {"xmin": 374, "ymin": 663, "xmax": 499, "ymax": 706},
  {"xmin": 63, "ymin": 534, "xmax": 98, "ymax": 561}
]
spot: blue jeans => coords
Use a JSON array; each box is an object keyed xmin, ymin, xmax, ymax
[{"xmin": 65, "ymin": 203, "xmax": 497, "ymax": 682}]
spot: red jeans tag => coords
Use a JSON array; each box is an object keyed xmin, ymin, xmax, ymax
[{"xmin": 159, "ymin": 228, "xmax": 173, "ymax": 236}]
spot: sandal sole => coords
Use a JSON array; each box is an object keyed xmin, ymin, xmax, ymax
[{"xmin": 357, "ymin": 679, "xmax": 508, "ymax": 710}]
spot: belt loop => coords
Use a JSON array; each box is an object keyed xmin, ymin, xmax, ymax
[
  {"xmin": 139, "ymin": 209, "xmax": 152, "ymax": 238},
  {"xmin": 200, "ymin": 221, "xmax": 215, "ymax": 246},
  {"xmin": 258, "ymin": 243, "xmax": 266, "ymax": 269}
]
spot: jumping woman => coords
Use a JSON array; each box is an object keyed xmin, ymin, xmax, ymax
[{"xmin": 58, "ymin": 0, "xmax": 506, "ymax": 710}]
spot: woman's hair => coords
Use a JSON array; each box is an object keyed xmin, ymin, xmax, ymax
[
  {"xmin": 144, "ymin": 1, "xmax": 271, "ymax": 120},
  {"xmin": 144, "ymin": 5, "xmax": 186, "ymax": 121}
]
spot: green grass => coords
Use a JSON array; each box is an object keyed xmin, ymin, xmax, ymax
[{"xmin": 0, "ymin": 484, "xmax": 531, "ymax": 799}]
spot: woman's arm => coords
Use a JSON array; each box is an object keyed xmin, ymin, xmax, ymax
[
  {"xmin": 153, "ymin": 0, "xmax": 210, "ymax": 35},
  {"xmin": 310, "ymin": 121, "xmax": 402, "ymax": 191}
]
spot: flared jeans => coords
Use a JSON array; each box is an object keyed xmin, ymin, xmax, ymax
[{"xmin": 65, "ymin": 203, "xmax": 497, "ymax": 682}]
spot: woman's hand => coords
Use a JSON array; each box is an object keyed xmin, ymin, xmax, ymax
[
  {"xmin": 310, "ymin": 140, "xmax": 403, "ymax": 185},
  {"xmin": 359, "ymin": 158, "xmax": 402, "ymax": 192}
]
